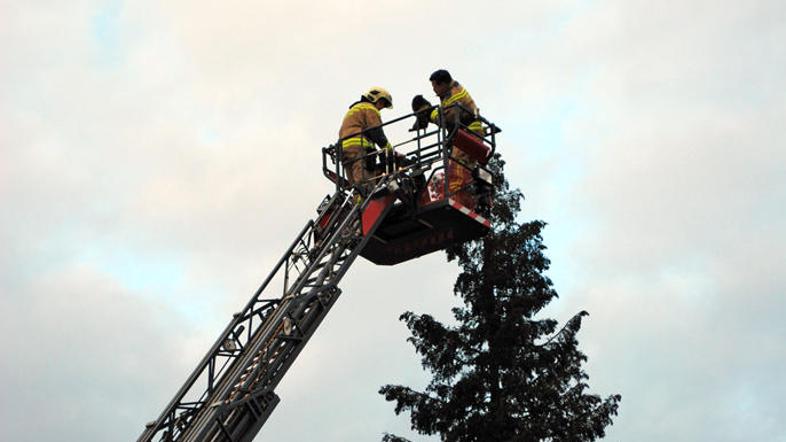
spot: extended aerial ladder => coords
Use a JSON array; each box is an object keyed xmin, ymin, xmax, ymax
[{"xmin": 138, "ymin": 104, "xmax": 501, "ymax": 442}]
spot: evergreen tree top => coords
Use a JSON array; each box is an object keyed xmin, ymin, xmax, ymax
[{"xmin": 380, "ymin": 155, "xmax": 621, "ymax": 442}]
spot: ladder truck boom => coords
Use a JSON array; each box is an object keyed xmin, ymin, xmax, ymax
[{"xmin": 138, "ymin": 104, "xmax": 501, "ymax": 442}]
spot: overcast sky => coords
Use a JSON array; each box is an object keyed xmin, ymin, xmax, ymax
[{"xmin": 2, "ymin": 1, "xmax": 785, "ymax": 441}]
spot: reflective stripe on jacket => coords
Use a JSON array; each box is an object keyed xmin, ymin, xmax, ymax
[
  {"xmin": 341, "ymin": 136, "xmax": 375, "ymax": 149},
  {"xmin": 339, "ymin": 102, "xmax": 383, "ymax": 150},
  {"xmin": 430, "ymin": 81, "xmax": 483, "ymax": 135}
]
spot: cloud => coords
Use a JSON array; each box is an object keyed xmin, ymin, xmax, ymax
[
  {"xmin": 536, "ymin": 2, "xmax": 786, "ymax": 440},
  {"xmin": 0, "ymin": 264, "xmax": 202, "ymax": 441},
  {"xmin": 2, "ymin": 1, "xmax": 785, "ymax": 441}
]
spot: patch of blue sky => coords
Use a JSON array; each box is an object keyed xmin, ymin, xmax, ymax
[
  {"xmin": 90, "ymin": 0, "xmax": 124, "ymax": 67},
  {"xmin": 198, "ymin": 127, "xmax": 222, "ymax": 146},
  {"xmin": 75, "ymin": 245, "xmax": 223, "ymax": 325},
  {"xmin": 555, "ymin": 0, "xmax": 595, "ymax": 31},
  {"xmin": 166, "ymin": 284, "xmax": 227, "ymax": 326},
  {"xmin": 77, "ymin": 245, "xmax": 185, "ymax": 295},
  {"xmin": 505, "ymin": 74, "xmax": 597, "ymax": 299},
  {"xmin": 8, "ymin": 220, "xmax": 107, "ymax": 287},
  {"xmin": 13, "ymin": 217, "xmax": 218, "ymax": 327}
]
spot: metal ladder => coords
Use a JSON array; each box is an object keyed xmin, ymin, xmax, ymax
[{"xmin": 138, "ymin": 177, "xmax": 397, "ymax": 442}]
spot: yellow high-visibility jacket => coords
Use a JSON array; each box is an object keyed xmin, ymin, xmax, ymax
[
  {"xmin": 430, "ymin": 81, "xmax": 483, "ymax": 134},
  {"xmin": 338, "ymin": 101, "xmax": 390, "ymax": 150}
]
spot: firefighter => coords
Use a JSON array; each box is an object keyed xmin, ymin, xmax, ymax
[
  {"xmin": 415, "ymin": 70, "xmax": 483, "ymax": 208},
  {"xmin": 338, "ymin": 87, "xmax": 394, "ymax": 196},
  {"xmin": 427, "ymin": 69, "xmax": 483, "ymax": 135}
]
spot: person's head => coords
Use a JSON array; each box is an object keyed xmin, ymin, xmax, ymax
[
  {"xmin": 362, "ymin": 87, "xmax": 393, "ymax": 110},
  {"xmin": 429, "ymin": 69, "xmax": 453, "ymax": 97}
]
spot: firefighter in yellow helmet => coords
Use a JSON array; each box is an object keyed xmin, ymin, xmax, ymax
[{"xmin": 338, "ymin": 87, "xmax": 394, "ymax": 195}]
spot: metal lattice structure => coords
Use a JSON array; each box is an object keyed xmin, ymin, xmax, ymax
[{"xmin": 138, "ymin": 178, "xmax": 397, "ymax": 442}]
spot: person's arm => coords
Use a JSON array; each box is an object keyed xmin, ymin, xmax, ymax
[
  {"xmin": 433, "ymin": 86, "xmax": 477, "ymax": 130},
  {"xmin": 366, "ymin": 126, "xmax": 390, "ymax": 149},
  {"xmin": 430, "ymin": 105, "xmax": 461, "ymax": 131},
  {"xmin": 364, "ymin": 108, "xmax": 392, "ymax": 149}
]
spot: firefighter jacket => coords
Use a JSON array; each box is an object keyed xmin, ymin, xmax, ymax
[
  {"xmin": 339, "ymin": 101, "xmax": 391, "ymax": 150},
  {"xmin": 430, "ymin": 81, "xmax": 483, "ymax": 134}
]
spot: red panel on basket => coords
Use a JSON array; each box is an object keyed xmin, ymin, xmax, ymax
[
  {"xmin": 453, "ymin": 129, "xmax": 490, "ymax": 164},
  {"xmin": 362, "ymin": 194, "xmax": 395, "ymax": 236}
]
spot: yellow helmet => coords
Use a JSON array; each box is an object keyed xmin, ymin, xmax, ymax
[{"xmin": 363, "ymin": 87, "xmax": 393, "ymax": 109}]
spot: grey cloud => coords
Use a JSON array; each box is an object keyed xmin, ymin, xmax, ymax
[
  {"xmin": 3, "ymin": 1, "xmax": 785, "ymax": 441},
  {"xmin": 0, "ymin": 265, "xmax": 201, "ymax": 441},
  {"xmin": 540, "ymin": 2, "xmax": 786, "ymax": 441}
]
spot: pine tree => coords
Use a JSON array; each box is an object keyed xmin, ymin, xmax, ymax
[{"xmin": 379, "ymin": 157, "xmax": 621, "ymax": 442}]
